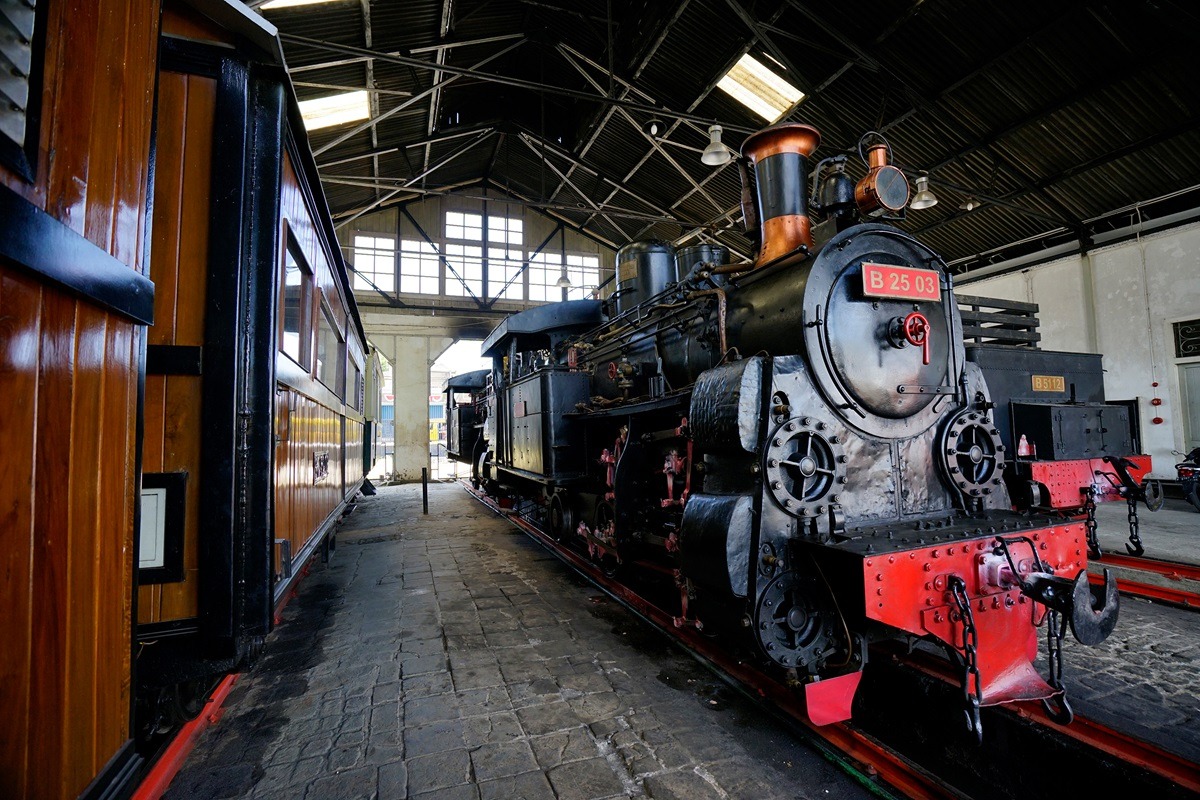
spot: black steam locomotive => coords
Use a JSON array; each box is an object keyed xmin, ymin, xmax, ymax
[{"xmin": 448, "ymin": 123, "xmax": 1121, "ymax": 736}]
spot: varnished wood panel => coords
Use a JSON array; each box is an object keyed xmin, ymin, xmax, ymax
[
  {"xmin": 161, "ymin": 2, "xmax": 236, "ymax": 43},
  {"xmin": 272, "ymin": 151, "xmax": 367, "ymax": 585},
  {"xmin": 97, "ymin": 320, "xmax": 136, "ymax": 766},
  {"xmin": 63, "ymin": 303, "xmax": 105, "ymax": 794},
  {"xmin": 0, "ymin": 0, "xmax": 158, "ymax": 794},
  {"xmin": 0, "ymin": 271, "xmax": 41, "ymax": 800},
  {"xmin": 139, "ymin": 70, "xmax": 215, "ymax": 625},
  {"xmin": 274, "ymin": 388, "xmax": 352, "ymax": 572},
  {"xmin": 0, "ymin": 271, "xmax": 140, "ymax": 799},
  {"xmin": 28, "ymin": 291, "xmax": 75, "ymax": 800}
]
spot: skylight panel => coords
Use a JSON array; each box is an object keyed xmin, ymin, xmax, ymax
[
  {"xmin": 298, "ymin": 91, "xmax": 370, "ymax": 131},
  {"xmin": 261, "ymin": 0, "xmax": 345, "ymax": 10},
  {"xmin": 716, "ymin": 53, "xmax": 804, "ymax": 123}
]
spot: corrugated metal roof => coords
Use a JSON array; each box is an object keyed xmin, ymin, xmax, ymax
[{"xmin": 255, "ymin": 0, "xmax": 1200, "ymax": 272}]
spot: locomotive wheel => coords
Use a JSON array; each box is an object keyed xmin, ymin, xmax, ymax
[
  {"xmin": 754, "ymin": 572, "xmax": 835, "ymax": 670},
  {"xmin": 939, "ymin": 410, "xmax": 1006, "ymax": 500},
  {"xmin": 549, "ymin": 494, "xmax": 574, "ymax": 542},
  {"xmin": 593, "ymin": 500, "xmax": 621, "ymax": 578}
]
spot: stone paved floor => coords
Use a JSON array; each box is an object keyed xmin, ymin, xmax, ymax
[
  {"xmin": 1048, "ymin": 595, "xmax": 1200, "ymax": 764},
  {"xmin": 1079, "ymin": 498, "xmax": 1200, "ymax": 761},
  {"xmin": 165, "ymin": 484, "xmax": 872, "ymax": 800}
]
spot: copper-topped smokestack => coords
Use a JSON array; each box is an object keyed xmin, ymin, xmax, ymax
[{"xmin": 740, "ymin": 123, "xmax": 821, "ymax": 267}]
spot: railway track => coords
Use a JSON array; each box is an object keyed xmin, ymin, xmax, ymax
[
  {"xmin": 1089, "ymin": 552, "xmax": 1200, "ymax": 609},
  {"xmin": 463, "ymin": 482, "xmax": 1200, "ymax": 799}
]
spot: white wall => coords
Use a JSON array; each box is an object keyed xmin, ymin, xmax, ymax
[{"xmin": 960, "ymin": 222, "xmax": 1200, "ymax": 477}]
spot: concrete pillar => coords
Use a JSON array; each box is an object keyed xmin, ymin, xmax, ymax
[{"xmin": 374, "ymin": 333, "xmax": 454, "ymax": 481}]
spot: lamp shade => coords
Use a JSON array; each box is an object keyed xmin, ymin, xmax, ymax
[
  {"xmin": 909, "ymin": 175, "xmax": 938, "ymax": 210},
  {"xmin": 960, "ymin": 197, "xmax": 980, "ymax": 211},
  {"xmin": 555, "ymin": 273, "xmax": 572, "ymax": 288},
  {"xmin": 701, "ymin": 124, "xmax": 731, "ymax": 166}
]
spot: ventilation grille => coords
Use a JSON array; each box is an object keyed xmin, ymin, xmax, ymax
[
  {"xmin": 1175, "ymin": 318, "xmax": 1200, "ymax": 359},
  {"xmin": 0, "ymin": 0, "xmax": 37, "ymax": 149}
]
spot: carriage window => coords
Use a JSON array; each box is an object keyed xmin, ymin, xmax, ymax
[
  {"xmin": 315, "ymin": 303, "xmax": 344, "ymax": 397},
  {"xmin": 348, "ymin": 353, "xmax": 363, "ymax": 413},
  {"xmin": 281, "ymin": 236, "xmax": 312, "ymax": 368}
]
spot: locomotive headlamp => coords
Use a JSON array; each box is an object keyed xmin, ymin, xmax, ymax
[
  {"xmin": 910, "ymin": 174, "xmax": 938, "ymax": 210},
  {"xmin": 702, "ymin": 125, "xmax": 733, "ymax": 166},
  {"xmin": 854, "ymin": 141, "xmax": 909, "ymax": 215}
]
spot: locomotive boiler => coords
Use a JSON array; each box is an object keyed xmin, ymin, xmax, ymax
[{"xmin": 451, "ymin": 123, "xmax": 1121, "ymax": 737}]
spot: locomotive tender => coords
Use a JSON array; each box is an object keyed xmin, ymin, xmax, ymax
[{"xmin": 451, "ymin": 123, "xmax": 1122, "ymax": 736}]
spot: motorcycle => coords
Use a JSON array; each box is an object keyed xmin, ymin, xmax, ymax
[{"xmin": 1176, "ymin": 447, "xmax": 1200, "ymax": 512}]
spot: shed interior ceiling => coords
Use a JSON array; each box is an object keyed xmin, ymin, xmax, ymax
[{"xmin": 255, "ymin": 0, "xmax": 1200, "ymax": 273}]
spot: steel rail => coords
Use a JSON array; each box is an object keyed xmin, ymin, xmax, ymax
[
  {"xmin": 460, "ymin": 483, "xmax": 958, "ymax": 800},
  {"xmin": 1088, "ymin": 552, "xmax": 1200, "ymax": 609},
  {"xmin": 895, "ymin": 645, "xmax": 1200, "ymax": 795}
]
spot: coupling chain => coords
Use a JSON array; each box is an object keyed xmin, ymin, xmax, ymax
[
  {"xmin": 1083, "ymin": 487, "xmax": 1100, "ymax": 559},
  {"xmin": 949, "ymin": 576, "xmax": 983, "ymax": 741},
  {"xmin": 1041, "ymin": 608, "xmax": 1075, "ymax": 725},
  {"xmin": 1045, "ymin": 609, "xmax": 1065, "ymax": 690},
  {"xmin": 1126, "ymin": 495, "xmax": 1145, "ymax": 556}
]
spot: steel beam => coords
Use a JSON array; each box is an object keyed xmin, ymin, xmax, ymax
[
  {"xmin": 334, "ymin": 130, "xmax": 494, "ymax": 230},
  {"xmin": 312, "ymin": 38, "xmax": 524, "ymax": 157},
  {"xmin": 279, "ymin": 33, "xmax": 759, "ymax": 134},
  {"xmin": 557, "ymin": 45, "xmax": 725, "ymax": 215}
]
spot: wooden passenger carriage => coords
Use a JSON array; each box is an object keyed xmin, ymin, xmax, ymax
[{"xmin": 0, "ymin": 1, "xmax": 373, "ymax": 796}]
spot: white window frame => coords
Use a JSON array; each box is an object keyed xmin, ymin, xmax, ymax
[{"xmin": 352, "ymin": 234, "xmax": 396, "ymax": 292}]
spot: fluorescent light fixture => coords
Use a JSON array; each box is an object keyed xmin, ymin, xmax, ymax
[
  {"xmin": 716, "ymin": 53, "xmax": 804, "ymax": 123},
  {"xmin": 298, "ymin": 90, "xmax": 370, "ymax": 131},
  {"xmin": 261, "ymin": 0, "xmax": 344, "ymax": 9}
]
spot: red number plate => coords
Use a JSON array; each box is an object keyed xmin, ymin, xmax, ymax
[{"xmin": 861, "ymin": 263, "xmax": 941, "ymax": 302}]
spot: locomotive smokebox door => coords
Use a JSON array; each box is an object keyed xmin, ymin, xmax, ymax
[
  {"xmin": 827, "ymin": 261, "xmax": 948, "ymax": 418},
  {"xmin": 799, "ymin": 226, "xmax": 963, "ymax": 440}
]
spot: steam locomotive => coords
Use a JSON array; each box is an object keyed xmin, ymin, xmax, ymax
[{"xmin": 448, "ymin": 123, "xmax": 1123, "ymax": 737}]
